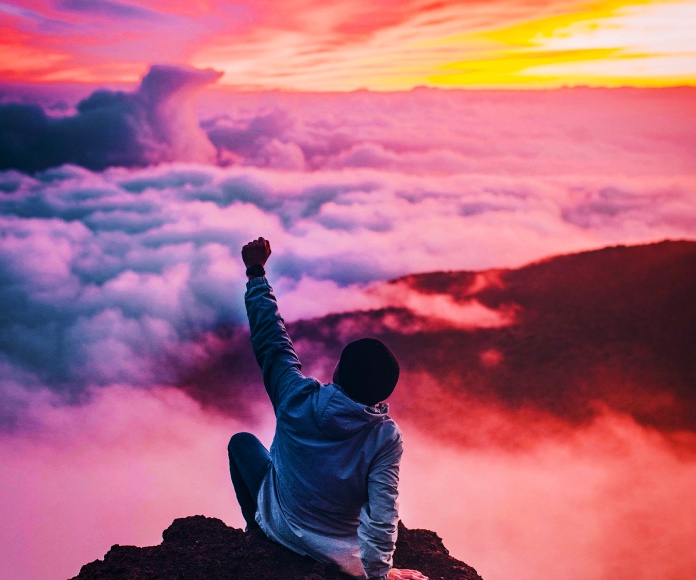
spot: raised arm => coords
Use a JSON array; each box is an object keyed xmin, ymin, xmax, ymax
[{"xmin": 242, "ymin": 237, "xmax": 302, "ymax": 411}]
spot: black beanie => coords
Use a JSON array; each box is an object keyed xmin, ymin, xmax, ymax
[{"xmin": 336, "ymin": 338, "xmax": 400, "ymax": 406}]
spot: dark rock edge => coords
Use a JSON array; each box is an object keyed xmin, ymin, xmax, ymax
[{"xmin": 73, "ymin": 515, "xmax": 482, "ymax": 580}]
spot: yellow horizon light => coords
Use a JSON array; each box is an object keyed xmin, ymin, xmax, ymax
[
  {"xmin": 205, "ymin": 0, "xmax": 696, "ymax": 91},
  {"xmin": 428, "ymin": 0, "xmax": 696, "ymax": 88},
  {"xmin": 14, "ymin": 0, "xmax": 681, "ymax": 91}
]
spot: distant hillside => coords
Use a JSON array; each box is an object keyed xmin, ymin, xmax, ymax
[
  {"xmin": 289, "ymin": 240, "xmax": 696, "ymax": 434},
  {"xmin": 176, "ymin": 240, "xmax": 696, "ymax": 439}
]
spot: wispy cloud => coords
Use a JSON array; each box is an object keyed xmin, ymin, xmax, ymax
[
  {"xmin": 1, "ymin": 1, "xmax": 694, "ymax": 87},
  {"xmin": 157, "ymin": 1, "xmax": 696, "ymax": 89},
  {"xmin": 518, "ymin": 1, "xmax": 696, "ymax": 84},
  {"xmin": 56, "ymin": 0, "xmax": 161, "ymax": 20}
]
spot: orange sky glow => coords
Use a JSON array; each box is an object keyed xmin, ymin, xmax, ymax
[{"xmin": 1, "ymin": 0, "xmax": 695, "ymax": 90}]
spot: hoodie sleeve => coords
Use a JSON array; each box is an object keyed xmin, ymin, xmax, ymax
[
  {"xmin": 245, "ymin": 276, "xmax": 302, "ymax": 412},
  {"xmin": 358, "ymin": 429, "xmax": 403, "ymax": 579}
]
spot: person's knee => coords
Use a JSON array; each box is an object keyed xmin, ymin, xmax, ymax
[{"xmin": 228, "ymin": 432, "xmax": 254, "ymax": 457}]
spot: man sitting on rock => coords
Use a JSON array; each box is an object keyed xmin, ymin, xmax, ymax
[{"xmin": 228, "ymin": 237, "xmax": 428, "ymax": 580}]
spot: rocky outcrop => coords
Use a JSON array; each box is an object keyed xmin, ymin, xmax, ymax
[{"xmin": 73, "ymin": 515, "xmax": 482, "ymax": 580}]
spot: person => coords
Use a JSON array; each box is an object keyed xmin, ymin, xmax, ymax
[{"xmin": 228, "ymin": 237, "xmax": 428, "ymax": 580}]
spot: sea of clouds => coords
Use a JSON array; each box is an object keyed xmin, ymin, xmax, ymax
[{"xmin": 1, "ymin": 66, "xmax": 695, "ymax": 579}]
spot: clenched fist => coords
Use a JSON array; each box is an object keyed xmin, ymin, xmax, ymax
[{"xmin": 241, "ymin": 237, "xmax": 271, "ymax": 268}]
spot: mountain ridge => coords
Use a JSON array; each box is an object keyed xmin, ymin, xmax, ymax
[{"xmin": 288, "ymin": 239, "xmax": 696, "ymax": 435}]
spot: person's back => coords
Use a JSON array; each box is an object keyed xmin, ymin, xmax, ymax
[
  {"xmin": 227, "ymin": 237, "xmax": 427, "ymax": 580},
  {"xmin": 257, "ymin": 370, "xmax": 402, "ymax": 575}
]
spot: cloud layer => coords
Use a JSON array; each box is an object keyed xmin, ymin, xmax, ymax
[
  {"xmin": 2, "ymin": 157, "xmax": 694, "ymax": 427},
  {"xmin": 1, "ymin": 79, "xmax": 695, "ymax": 579},
  {"xmin": 1, "ymin": 79, "xmax": 695, "ymax": 430}
]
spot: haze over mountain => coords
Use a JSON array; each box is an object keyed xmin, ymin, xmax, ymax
[{"xmin": 178, "ymin": 240, "xmax": 696, "ymax": 443}]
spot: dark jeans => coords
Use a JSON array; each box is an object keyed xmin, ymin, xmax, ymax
[{"xmin": 227, "ymin": 432, "xmax": 271, "ymax": 530}]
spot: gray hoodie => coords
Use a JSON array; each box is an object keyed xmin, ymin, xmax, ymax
[{"xmin": 245, "ymin": 277, "xmax": 402, "ymax": 579}]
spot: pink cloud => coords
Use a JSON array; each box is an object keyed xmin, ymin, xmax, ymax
[
  {"xmin": 375, "ymin": 281, "xmax": 517, "ymax": 329},
  {"xmin": 2, "ymin": 379, "xmax": 695, "ymax": 580},
  {"xmin": 0, "ymin": 385, "xmax": 275, "ymax": 580},
  {"xmin": 399, "ymin": 408, "xmax": 696, "ymax": 580},
  {"xmin": 274, "ymin": 277, "xmax": 516, "ymax": 328}
]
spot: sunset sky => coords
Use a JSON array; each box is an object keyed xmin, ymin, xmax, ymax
[
  {"xmin": 1, "ymin": 2, "xmax": 696, "ymax": 580},
  {"xmin": 2, "ymin": 0, "xmax": 696, "ymax": 89}
]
